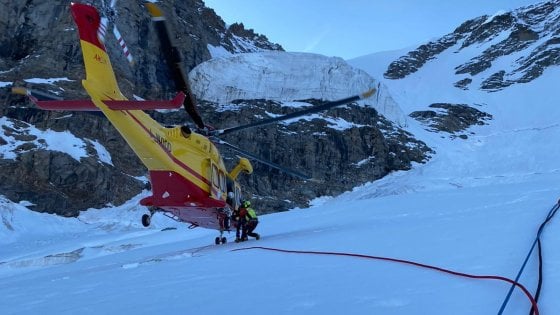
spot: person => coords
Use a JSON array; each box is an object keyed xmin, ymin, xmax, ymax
[{"xmin": 235, "ymin": 200, "xmax": 260, "ymax": 242}]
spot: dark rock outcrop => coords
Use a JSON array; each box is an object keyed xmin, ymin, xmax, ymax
[
  {"xmin": 410, "ymin": 103, "xmax": 493, "ymax": 139},
  {"xmin": 0, "ymin": 150, "xmax": 145, "ymax": 216},
  {"xmin": 197, "ymin": 99, "xmax": 432, "ymax": 212}
]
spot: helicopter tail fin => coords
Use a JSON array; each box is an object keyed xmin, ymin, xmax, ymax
[
  {"xmin": 70, "ymin": 3, "xmax": 124, "ymax": 102},
  {"xmin": 17, "ymin": 3, "xmax": 185, "ymax": 112}
]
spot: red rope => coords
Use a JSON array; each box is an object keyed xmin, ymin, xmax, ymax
[{"xmin": 232, "ymin": 246, "xmax": 539, "ymax": 315}]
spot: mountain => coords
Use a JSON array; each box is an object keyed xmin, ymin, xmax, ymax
[
  {"xmin": 0, "ymin": 0, "xmax": 279, "ymax": 215},
  {"xmin": 189, "ymin": 51, "xmax": 431, "ymax": 212},
  {"xmin": 1, "ymin": 1, "xmax": 560, "ymax": 314},
  {"xmin": 381, "ymin": 0, "xmax": 560, "ymax": 92},
  {"xmin": 350, "ymin": 0, "xmax": 560, "ymax": 142},
  {"xmin": 0, "ymin": 0, "xmax": 431, "ymax": 215}
]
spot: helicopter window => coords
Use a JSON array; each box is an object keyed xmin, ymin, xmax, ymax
[
  {"xmin": 212, "ymin": 165, "xmax": 219, "ymax": 187},
  {"xmin": 235, "ymin": 186, "xmax": 242, "ymax": 207},
  {"xmin": 219, "ymin": 171, "xmax": 226, "ymax": 192}
]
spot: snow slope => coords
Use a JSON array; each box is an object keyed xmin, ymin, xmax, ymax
[{"xmin": 1, "ymin": 58, "xmax": 559, "ymax": 314}]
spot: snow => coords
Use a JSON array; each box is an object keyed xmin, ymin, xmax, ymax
[
  {"xmin": 278, "ymin": 113, "xmax": 365, "ymax": 131},
  {"xmin": 0, "ymin": 81, "xmax": 11, "ymax": 87},
  {"xmin": 1, "ymin": 148, "xmax": 558, "ymax": 314},
  {"xmin": 483, "ymin": 10, "xmax": 508, "ymax": 24},
  {"xmin": 0, "ymin": 117, "xmax": 114, "ymax": 163},
  {"xmin": 207, "ymin": 43, "xmax": 232, "ymax": 58},
  {"xmin": 189, "ymin": 51, "xmax": 407, "ymax": 126},
  {"xmin": 23, "ymin": 77, "xmax": 74, "ymax": 85},
  {"xmin": 1, "ymin": 55, "xmax": 559, "ymax": 313},
  {"xmin": 0, "ymin": 116, "xmax": 88, "ymax": 161},
  {"xmin": 2, "ymin": 9, "xmax": 560, "ymax": 315},
  {"xmin": 86, "ymin": 138, "xmax": 113, "ymax": 165}
]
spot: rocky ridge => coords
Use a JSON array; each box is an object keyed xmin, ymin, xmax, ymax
[
  {"xmin": 384, "ymin": 0, "xmax": 560, "ymax": 92},
  {"xmin": 410, "ymin": 103, "xmax": 493, "ymax": 139}
]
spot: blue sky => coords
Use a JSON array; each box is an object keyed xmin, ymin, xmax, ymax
[{"xmin": 204, "ymin": 0, "xmax": 544, "ymax": 59}]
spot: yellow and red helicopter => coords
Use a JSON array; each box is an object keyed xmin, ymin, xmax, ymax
[{"xmin": 15, "ymin": 2, "xmax": 376, "ymax": 244}]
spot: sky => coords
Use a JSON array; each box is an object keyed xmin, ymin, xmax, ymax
[{"xmin": 204, "ymin": 0, "xmax": 545, "ymax": 59}]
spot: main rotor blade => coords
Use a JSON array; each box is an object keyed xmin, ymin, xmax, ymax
[
  {"xmin": 12, "ymin": 87, "xmax": 63, "ymax": 101},
  {"xmin": 213, "ymin": 138, "xmax": 313, "ymax": 181},
  {"xmin": 145, "ymin": 3, "xmax": 205, "ymax": 129},
  {"xmin": 216, "ymin": 88, "xmax": 376, "ymax": 136}
]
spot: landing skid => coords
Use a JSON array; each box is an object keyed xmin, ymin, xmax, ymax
[
  {"xmin": 142, "ymin": 207, "xmax": 183, "ymax": 228},
  {"xmin": 215, "ymin": 236, "xmax": 227, "ymax": 245},
  {"xmin": 141, "ymin": 207, "xmax": 230, "ymax": 245},
  {"xmin": 141, "ymin": 206, "xmax": 159, "ymax": 227}
]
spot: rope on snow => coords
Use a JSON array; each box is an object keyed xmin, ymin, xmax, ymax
[
  {"xmin": 232, "ymin": 246, "xmax": 539, "ymax": 314},
  {"xmin": 497, "ymin": 200, "xmax": 560, "ymax": 315}
]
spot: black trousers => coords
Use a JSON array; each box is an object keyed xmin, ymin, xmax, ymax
[{"xmin": 242, "ymin": 220, "xmax": 259, "ymax": 239}]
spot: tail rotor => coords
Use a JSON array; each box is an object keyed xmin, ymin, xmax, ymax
[{"xmin": 99, "ymin": 0, "xmax": 134, "ymax": 65}]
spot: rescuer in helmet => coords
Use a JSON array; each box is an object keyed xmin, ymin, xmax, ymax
[{"xmin": 235, "ymin": 200, "xmax": 260, "ymax": 242}]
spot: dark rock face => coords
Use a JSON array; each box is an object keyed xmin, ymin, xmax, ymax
[
  {"xmin": 0, "ymin": 150, "xmax": 145, "ymax": 216},
  {"xmin": 410, "ymin": 103, "xmax": 493, "ymax": 139},
  {"xmin": 0, "ymin": 111, "xmax": 147, "ymax": 216},
  {"xmin": 454, "ymin": 78, "xmax": 472, "ymax": 90},
  {"xmin": 0, "ymin": 0, "xmax": 283, "ymax": 215},
  {"xmin": 384, "ymin": 0, "xmax": 560, "ymax": 91},
  {"xmin": 197, "ymin": 99, "xmax": 432, "ymax": 213},
  {"xmin": 0, "ymin": 0, "xmax": 431, "ymax": 215},
  {"xmin": 383, "ymin": 17, "xmax": 486, "ymax": 80},
  {"xmin": 148, "ymin": 98, "xmax": 432, "ymax": 213},
  {"xmin": 0, "ymin": 0, "xmax": 283, "ymax": 98}
]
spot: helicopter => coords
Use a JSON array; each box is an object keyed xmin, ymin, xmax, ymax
[{"xmin": 19, "ymin": 2, "xmax": 376, "ymax": 244}]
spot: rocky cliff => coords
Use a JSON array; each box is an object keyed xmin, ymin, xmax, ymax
[{"xmin": 0, "ymin": 0, "xmax": 431, "ymax": 216}]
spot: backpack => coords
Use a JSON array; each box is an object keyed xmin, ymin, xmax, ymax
[{"xmin": 246, "ymin": 208, "xmax": 258, "ymax": 221}]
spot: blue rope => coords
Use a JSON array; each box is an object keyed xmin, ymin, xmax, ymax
[{"xmin": 497, "ymin": 201, "xmax": 560, "ymax": 314}]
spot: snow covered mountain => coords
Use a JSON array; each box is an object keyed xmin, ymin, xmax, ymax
[
  {"xmin": 381, "ymin": 0, "xmax": 560, "ymax": 92},
  {"xmin": 1, "ymin": 1, "xmax": 560, "ymax": 313}
]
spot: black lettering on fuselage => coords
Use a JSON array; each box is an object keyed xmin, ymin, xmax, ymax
[{"xmin": 153, "ymin": 132, "xmax": 171, "ymax": 152}]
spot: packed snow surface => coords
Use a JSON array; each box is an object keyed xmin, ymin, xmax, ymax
[{"xmin": 2, "ymin": 60, "xmax": 559, "ymax": 314}]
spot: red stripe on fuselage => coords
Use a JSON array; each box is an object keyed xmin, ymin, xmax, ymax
[{"xmin": 125, "ymin": 110, "xmax": 211, "ymax": 186}]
